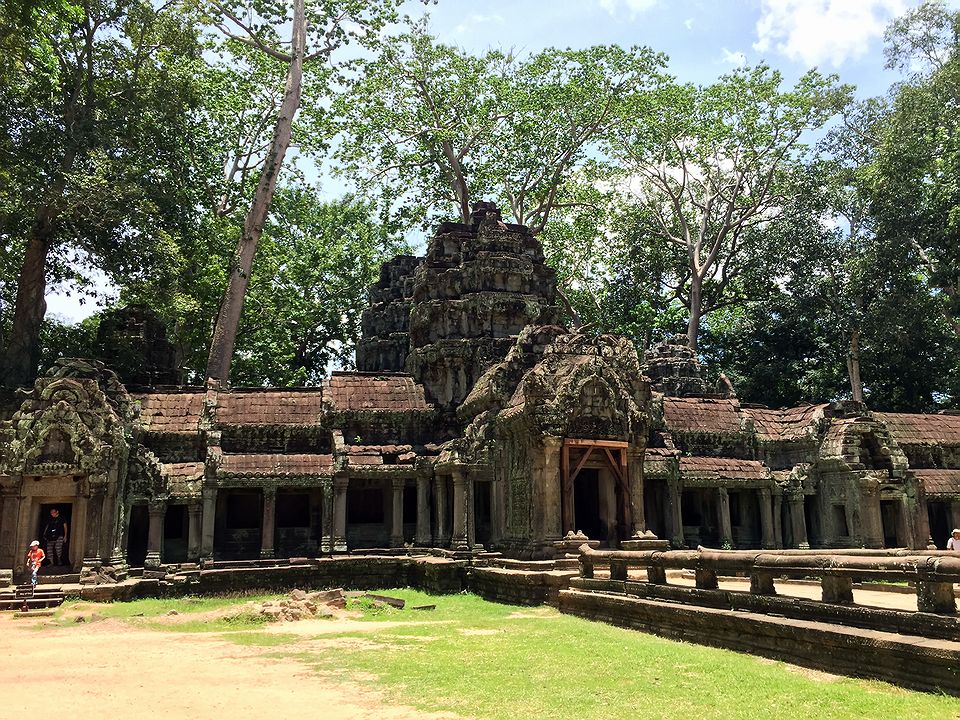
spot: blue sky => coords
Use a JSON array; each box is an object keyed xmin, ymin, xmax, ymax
[
  {"xmin": 47, "ymin": 0, "xmax": 956, "ymax": 321},
  {"xmin": 414, "ymin": 0, "xmax": 947, "ymax": 98}
]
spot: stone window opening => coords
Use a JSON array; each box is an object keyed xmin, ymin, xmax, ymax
[
  {"xmin": 225, "ymin": 491, "xmax": 261, "ymax": 529},
  {"xmin": 276, "ymin": 492, "xmax": 310, "ymax": 528},
  {"xmin": 832, "ymin": 504, "xmax": 849, "ymax": 537}
]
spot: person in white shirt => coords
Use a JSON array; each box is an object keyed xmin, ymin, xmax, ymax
[{"xmin": 948, "ymin": 529, "xmax": 960, "ymax": 551}]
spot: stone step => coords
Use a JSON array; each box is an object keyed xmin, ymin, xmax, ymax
[{"xmin": 0, "ymin": 595, "xmax": 64, "ymax": 611}]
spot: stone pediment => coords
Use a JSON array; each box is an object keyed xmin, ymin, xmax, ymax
[{"xmin": 4, "ymin": 359, "xmax": 135, "ymax": 481}]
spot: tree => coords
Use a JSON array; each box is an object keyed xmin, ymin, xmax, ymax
[
  {"xmin": 202, "ymin": 0, "xmax": 400, "ymax": 384},
  {"xmin": 869, "ymin": 1, "xmax": 960, "ymax": 337},
  {"xmin": 612, "ymin": 66, "xmax": 849, "ymax": 353},
  {"xmin": 0, "ymin": 0, "xmax": 212, "ymax": 387},
  {"xmin": 334, "ymin": 21, "xmax": 666, "ymax": 230}
]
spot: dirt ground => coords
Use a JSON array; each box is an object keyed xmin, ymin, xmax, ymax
[{"xmin": 0, "ymin": 615, "xmax": 458, "ymax": 720}]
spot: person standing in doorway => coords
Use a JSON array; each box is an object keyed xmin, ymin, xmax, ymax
[
  {"xmin": 42, "ymin": 507, "xmax": 68, "ymax": 567},
  {"xmin": 948, "ymin": 529, "xmax": 960, "ymax": 551},
  {"xmin": 25, "ymin": 541, "xmax": 45, "ymax": 589}
]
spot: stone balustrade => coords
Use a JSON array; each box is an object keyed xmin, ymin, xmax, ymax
[{"xmin": 578, "ymin": 545, "xmax": 960, "ymax": 614}]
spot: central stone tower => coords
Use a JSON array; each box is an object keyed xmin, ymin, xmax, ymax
[{"xmin": 357, "ymin": 201, "xmax": 560, "ymax": 411}]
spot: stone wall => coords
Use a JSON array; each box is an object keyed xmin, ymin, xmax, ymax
[{"xmin": 558, "ymin": 588, "xmax": 960, "ymax": 696}]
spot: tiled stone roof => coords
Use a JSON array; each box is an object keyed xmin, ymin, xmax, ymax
[
  {"xmin": 218, "ymin": 390, "xmax": 324, "ymax": 426},
  {"xmin": 662, "ymin": 398, "xmax": 741, "ymax": 434},
  {"xmin": 219, "ymin": 453, "xmax": 334, "ymax": 476},
  {"xmin": 743, "ymin": 404, "xmax": 828, "ymax": 441},
  {"xmin": 162, "ymin": 461, "xmax": 204, "ymax": 480},
  {"xmin": 325, "ymin": 373, "xmax": 430, "ymax": 412},
  {"xmin": 679, "ymin": 456, "xmax": 769, "ymax": 481},
  {"xmin": 162, "ymin": 461, "xmax": 204, "ymax": 494},
  {"xmin": 877, "ymin": 413, "xmax": 960, "ymax": 445},
  {"xmin": 914, "ymin": 468, "xmax": 960, "ymax": 495},
  {"xmin": 136, "ymin": 392, "xmax": 204, "ymax": 433}
]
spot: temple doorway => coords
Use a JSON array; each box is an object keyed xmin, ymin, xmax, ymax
[
  {"xmin": 214, "ymin": 489, "xmax": 263, "ymax": 559},
  {"xmin": 163, "ymin": 505, "xmax": 189, "ymax": 563},
  {"xmin": 36, "ymin": 502, "xmax": 73, "ymax": 569},
  {"xmin": 880, "ymin": 500, "xmax": 900, "ymax": 547},
  {"xmin": 561, "ymin": 439, "xmax": 630, "ymax": 545},
  {"xmin": 928, "ymin": 501, "xmax": 951, "ymax": 549},
  {"xmin": 573, "ymin": 469, "xmax": 603, "ymax": 540},
  {"xmin": 127, "ymin": 504, "xmax": 149, "ymax": 567}
]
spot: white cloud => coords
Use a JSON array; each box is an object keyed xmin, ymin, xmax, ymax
[
  {"xmin": 598, "ymin": 0, "xmax": 659, "ymax": 20},
  {"xmin": 753, "ymin": 0, "xmax": 908, "ymax": 68},
  {"xmin": 721, "ymin": 47, "xmax": 747, "ymax": 66},
  {"xmin": 684, "ymin": 17, "xmax": 695, "ymax": 30},
  {"xmin": 454, "ymin": 13, "xmax": 505, "ymax": 35}
]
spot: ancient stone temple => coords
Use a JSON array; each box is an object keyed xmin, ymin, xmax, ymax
[{"xmin": 1, "ymin": 201, "xmax": 959, "ymax": 582}]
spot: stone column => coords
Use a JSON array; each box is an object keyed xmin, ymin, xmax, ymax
[
  {"xmin": 489, "ymin": 480, "xmax": 504, "ymax": 547},
  {"xmin": 200, "ymin": 486, "xmax": 217, "ymax": 561},
  {"xmin": 414, "ymin": 476, "xmax": 431, "ymax": 546},
  {"xmin": 260, "ymin": 487, "xmax": 276, "ymax": 559},
  {"xmin": 542, "ymin": 438, "xmax": 563, "ymax": 541},
  {"xmin": 600, "ymin": 469, "xmax": 617, "ymax": 543},
  {"xmin": 81, "ymin": 491, "xmax": 105, "ymax": 573},
  {"xmin": 897, "ymin": 494, "xmax": 913, "ymax": 548},
  {"xmin": 788, "ymin": 494, "xmax": 809, "ymax": 549},
  {"xmin": 772, "ymin": 493, "xmax": 783, "ymax": 549},
  {"xmin": 144, "ymin": 501, "xmax": 166, "ymax": 569},
  {"xmin": 467, "ymin": 476, "xmax": 477, "ymax": 548},
  {"xmin": 666, "ymin": 478, "xmax": 684, "ymax": 548},
  {"xmin": 0, "ymin": 490, "xmax": 21, "ymax": 570},
  {"xmin": 333, "ymin": 478, "xmax": 348, "ymax": 553},
  {"xmin": 320, "ymin": 479, "xmax": 334, "ymax": 554},
  {"xmin": 717, "ymin": 488, "xmax": 733, "ymax": 547},
  {"xmin": 187, "ymin": 503, "xmax": 202, "ymax": 561},
  {"xmin": 451, "ymin": 470, "xmax": 469, "ymax": 550},
  {"xmin": 859, "ymin": 486, "xmax": 884, "ymax": 548},
  {"xmin": 628, "ymin": 448, "xmax": 645, "ymax": 535},
  {"xmin": 390, "ymin": 479, "xmax": 405, "ymax": 547},
  {"xmin": 759, "ymin": 488, "xmax": 775, "ymax": 549},
  {"xmin": 435, "ymin": 476, "xmax": 450, "ymax": 546}
]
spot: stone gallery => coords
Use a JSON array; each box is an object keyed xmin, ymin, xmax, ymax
[{"xmin": 1, "ymin": 202, "xmax": 959, "ymax": 581}]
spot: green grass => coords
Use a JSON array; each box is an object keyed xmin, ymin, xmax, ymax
[
  {"xmin": 70, "ymin": 590, "xmax": 960, "ymax": 719},
  {"xmin": 300, "ymin": 590, "xmax": 960, "ymax": 720},
  {"xmin": 53, "ymin": 593, "xmax": 283, "ymax": 632}
]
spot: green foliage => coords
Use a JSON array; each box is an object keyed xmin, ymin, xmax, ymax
[
  {"xmin": 611, "ymin": 65, "xmax": 850, "ymax": 350},
  {"xmin": 334, "ymin": 21, "xmax": 666, "ymax": 230}
]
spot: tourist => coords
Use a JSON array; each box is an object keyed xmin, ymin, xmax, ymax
[
  {"xmin": 948, "ymin": 529, "xmax": 960, "ymax": 551},
  {"xmin": 42, "ymin": 507, "xmax": 68, "ymax": 566},
  {"xmin": 25, "ymin": 541, "xmax": 45, "ymax": 588}
]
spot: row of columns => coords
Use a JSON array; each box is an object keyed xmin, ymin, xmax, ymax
[
  {"xmin": 663, "ymin": 482, "xmax": 809, "ymax": 549},
  {"xmin": 194, "ymin": 473, "xmax": 481, "ymax": 563}
]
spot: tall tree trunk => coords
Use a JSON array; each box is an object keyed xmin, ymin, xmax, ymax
[
  {"xmin": 2, "ymin": 154, "xmax": 75, "ymax": 389},
  {"xmin": 3, "ymin": 235, "xmax": 51, "ymax": 388},
  {"xmin": 205, "ymin": 0, "xmax": 306, "ymax": 384},
  {"xmin": 687, "ymin": 274, "xmax": 703, "ymax": 353},
  {"xmin": 846, "ymin": 328, "xmax": 864, "ymax": 403}
]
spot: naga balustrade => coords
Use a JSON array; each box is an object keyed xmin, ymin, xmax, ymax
[{"xmin": 577, "ymin": 545, "xmax": 960, "ymax": 614}]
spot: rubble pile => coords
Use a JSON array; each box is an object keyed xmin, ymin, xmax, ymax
[{"xmin": 254, "ymin": 588, "xmax": 346, "ymax": 622}]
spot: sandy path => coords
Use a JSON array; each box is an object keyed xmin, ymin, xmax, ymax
[{"xmin": 0, "ymin": 616, "xmax": 458, "ymax": 720}]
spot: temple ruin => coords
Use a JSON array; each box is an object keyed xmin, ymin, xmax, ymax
[{"xmin": 1, "ymin": 202, "xmax": 959, "ymax": 583}]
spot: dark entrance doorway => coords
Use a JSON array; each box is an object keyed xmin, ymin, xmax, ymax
[
  {"xmin": 473, "ymin": 481, "xmax": 492, "ymax": 547},
  {"xmin": 880, "ymin": 500, "xmax": 900, "ymax": 547},
  {"xmin": 127, "ymin": 504, "xmax": 149, "ymax": 567},
  {"xmin": 928, "ymin": 501, "xmax": 951, "ymax": 549},
  {"xmin": 215, "ymin": 489, "xmax": 263, "ymax": 559},
  {"xmin": 163, "ymin": 505, "xmax": 189, "ymax": 562},
  {"xmin": 574, "ymin": 469, "xmax": 603, "ymax": 540},
  {"xmin": 561, "ymin": 439, "xmax": 630, "ymax": 545},
  {"xmin": 37, "ymin": 502, "xmax": 73, "ymax": 569}
]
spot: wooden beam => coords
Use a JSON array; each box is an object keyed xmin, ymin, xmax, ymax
[
  {"xmin": 570, "ymin": 447, "xmax": 596, "ymax": 483},
  {"xmin": 564, "ymin": 439, "xmax": 629, "ymax": 449}
]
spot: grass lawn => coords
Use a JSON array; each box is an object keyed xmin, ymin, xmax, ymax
[{"xmin": 65, "ymin": 590, "xmax": 960, "ymax": 719}]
